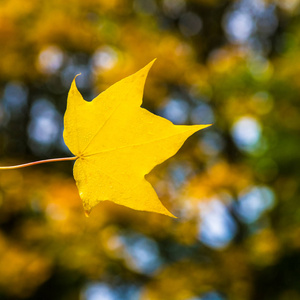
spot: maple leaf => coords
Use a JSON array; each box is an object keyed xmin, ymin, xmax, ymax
[{"xmin": 63, "ymin": 60, "xmax": 210, "ymax": 217}]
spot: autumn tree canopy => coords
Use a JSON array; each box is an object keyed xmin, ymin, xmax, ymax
[{"xmin": 1, "ymin": 0, "xmax": 300, "ymax": 299}]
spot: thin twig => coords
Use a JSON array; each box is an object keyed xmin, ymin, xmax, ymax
[{"xmin": 0, "ymin": 156, "xmax": 77, "ymax": 170}]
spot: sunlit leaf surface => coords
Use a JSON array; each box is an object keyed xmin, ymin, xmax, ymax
[{"xmin": 64, "ymin": 61, "xmax": 209, "ymax": 216}]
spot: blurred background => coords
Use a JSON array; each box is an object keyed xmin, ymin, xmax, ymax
[{"xmin": 0, "ymin": 0, "xmax": 300, "ymax": 299}]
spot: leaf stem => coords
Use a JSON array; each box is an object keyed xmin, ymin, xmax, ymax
[{"xmin": 0, "ymin": 156, "xmax": 77, "ymax": 170}]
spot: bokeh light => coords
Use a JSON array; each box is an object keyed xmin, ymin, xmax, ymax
[
  {"xmin": 235, "ymin": 186, "xmax": 275, "ymax": 223},
  {"xmin": 27, "ymin": 99, "xmax": 62, "ymax": 155},
  {"xmin": 198, "ymin": 199, "xmax": 237, "ymax": 249},
  {"xmin": 0, "ymin": 0, "xmax": 299, "ymax": 299},
  {"xmin": 231, "ymin": 116, "xmax": 261, "ymax": 152}
]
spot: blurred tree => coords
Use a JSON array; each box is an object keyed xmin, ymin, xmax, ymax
[{"xmin": 1, "ymin": 0, "xmax": 300, "ymax": 299}]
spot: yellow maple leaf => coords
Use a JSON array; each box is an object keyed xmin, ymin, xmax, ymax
[{"xmin": 63, "ymin": 60, "xmax": 210, "ymax": 217}]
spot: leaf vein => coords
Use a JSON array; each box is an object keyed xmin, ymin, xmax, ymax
[{"xmin": 83, "ymin": 127, "xmax": 198, "ymax": 157}]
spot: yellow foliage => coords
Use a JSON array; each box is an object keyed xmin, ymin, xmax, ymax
[
  {"xmin": 141, "ymin": 260, "xmax": 217, "ymax": 300},
  {"xmin": 64, "ymin": 61, "xmax": 210, "ymax": 216},
  {"xmin": 182, "ymin": 161, "xmax": 252, "ymax": 206},
  {"xmin": 247, "ymin": 229, "xmax": 280, "ymax": 266},
  {"xmin": 0, "ymin": 233, "xmax": 51, "ymax": 297}
]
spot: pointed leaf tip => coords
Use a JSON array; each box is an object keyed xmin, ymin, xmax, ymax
[
  {"xmin": 84, "ymin": 209, "xmax": 91, "ymax": 217},
  {"xmin": 138, "ymin": 59, "xmax": 157, "ymax": 75},
  {"xmin": 148, "ymin": 58, "xmax": 157, "ymax": 67},
  {"xmin": 71, "ymin": 73, "xmax": 82, "ymax": 86}
]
